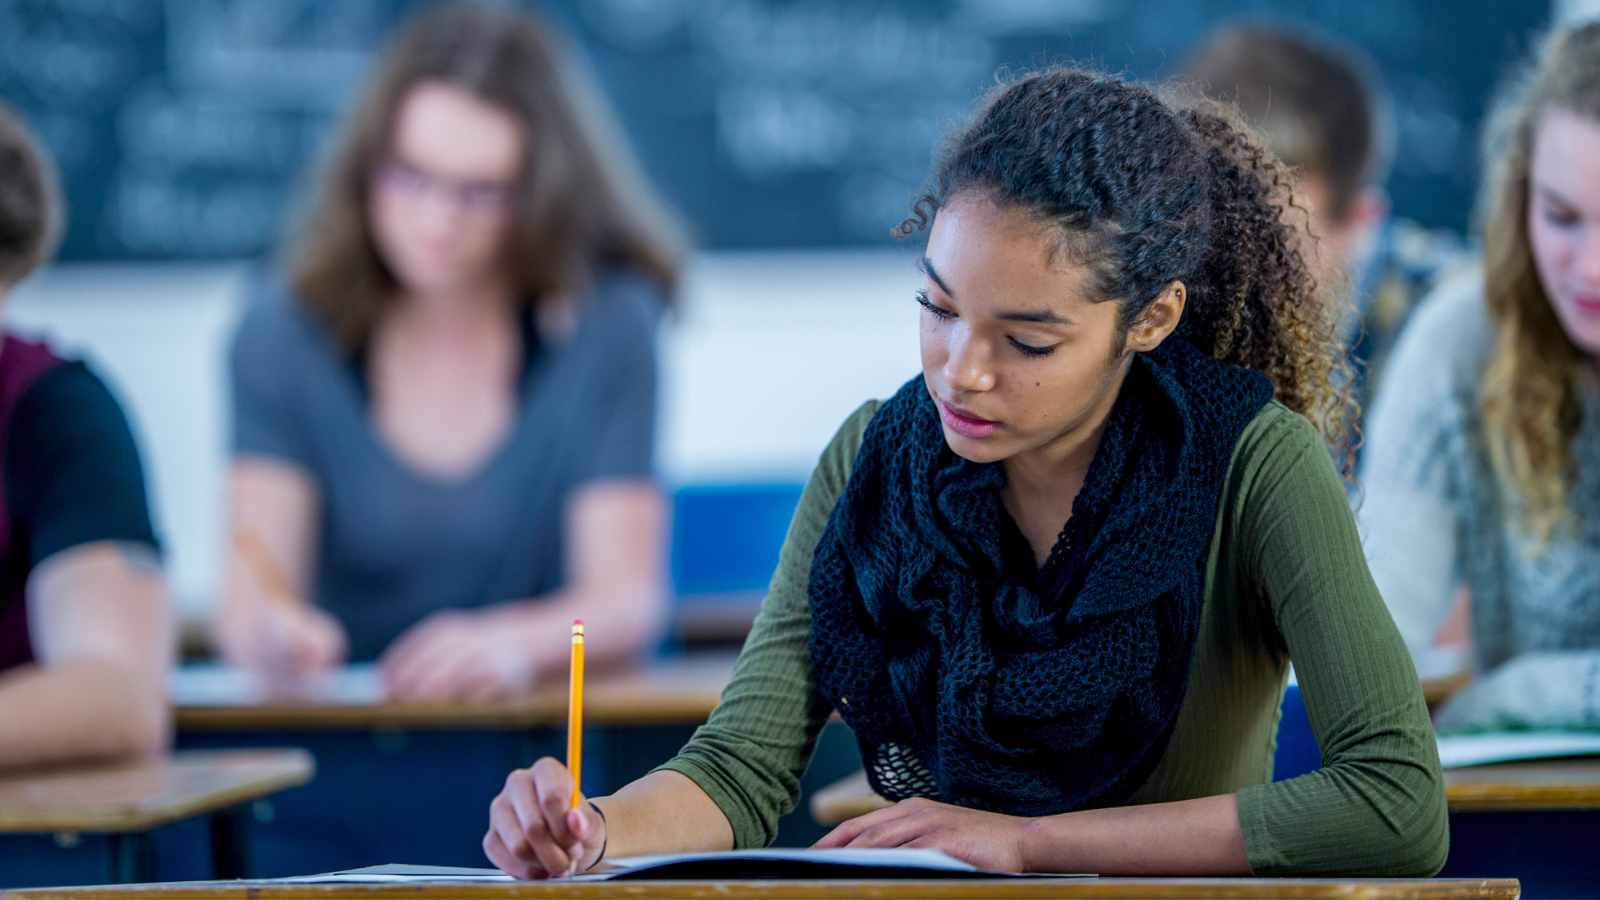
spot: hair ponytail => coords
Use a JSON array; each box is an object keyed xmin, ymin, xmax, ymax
[{"xmin": 1178, "ymin": 101, "xmax": 1355, "ymax": 462}]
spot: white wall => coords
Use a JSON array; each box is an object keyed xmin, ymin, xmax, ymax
[
  {"xmin": 4, "ymin": 250, "xmax": 925, "ymax": 619},
  {"xmin": 664, "ymin": 250, "xmax": 923, "ymax": 481}
]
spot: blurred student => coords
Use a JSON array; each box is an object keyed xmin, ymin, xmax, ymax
[
  {"xmin": 1360, "ymin": 23, "xmax": 1600, "ymax": 732},
  {"xmin": 0, "ymin": 101, "xmax": 171, "ymax": 767},
  {"xmin": 1183, "ymin": 25, "xmax": 1468, "ymax": 409},
  {"xmin": 485, "ymin": 69, "xmax": 1446, "ymax": 879},
  {"xmin": 215, "ymin": 2, "xmax": 684, "ymax": 700}
]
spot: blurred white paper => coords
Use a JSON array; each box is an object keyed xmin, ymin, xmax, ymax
[
  {"xmin": 169, "ymin": 662, "xmax": 387, "ymax": 706},
  {"xmin": 270, "ymin": 865, "xmax": 512, "ymax": 883},
  {"xmin": 1437, "ymin": 731, "xmax": 1600, "ymax": 768}
]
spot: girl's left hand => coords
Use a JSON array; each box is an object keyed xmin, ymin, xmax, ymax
[{"xmin": 812, "ymin": 797, "xmax": 1030, "ymax": 873}]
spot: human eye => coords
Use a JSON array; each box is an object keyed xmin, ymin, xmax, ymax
[
  {"xmin": 1544, "ymin": 205, "xmax": 1581, "ymax": 228},
  {"xmin": 1539, "ymin": 194, "xmax": 1582, "ymax": 228},
  {"xmin": 460, "ymin": 181, "xmax": 511, "ymax": 212},
  {"xmin": 1008, "ymin": 336, "xmax": 1056, "ymax": 357},
  {"xmin": 915, "ymin": 289, "xmax": 954, "ymax": 319},
  {"xmin": 377, "ymin": 161, "xmax": 426, "ymax": 193}
]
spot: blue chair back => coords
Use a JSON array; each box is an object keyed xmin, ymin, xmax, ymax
[
  {"xmin": 1273, "ymin": 683, "xmax": 1322, "ymax": 781},
  {"xmin": 671, "ymin": 483, "xmax": 806, "ymax": 596}
]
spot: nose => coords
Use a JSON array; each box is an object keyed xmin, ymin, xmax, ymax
[
  {"xmin": 943, "ymin": 324, "xmax": 997, "ymax": 394},
  {"xmin": 413, "ymin": 182, "xmax": 469, "ymax": 232},
  {"xmin": 1579, "ymin": 225, "xmax": 1600, "ymax": 287}
]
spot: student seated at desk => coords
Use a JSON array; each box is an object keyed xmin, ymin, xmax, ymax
[
  {"xmin": 215, "ymin": 2, "xmax": 685, "ymax": 700},
  {"xmin": 0, "ymin": 102, "xmax": 172, "ymax": 767},
  {"xmin": 1360, "ymin": 23, "xmax": 1600, "ymax": 733},
  {"xmin": 486, "ymin": 69, "xmax": 1447, "ymax": 878}
]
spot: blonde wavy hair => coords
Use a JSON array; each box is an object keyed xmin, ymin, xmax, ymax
[{"xmin": 1478, "ymin": 22, "xmax": 1600, "ymax": 547}]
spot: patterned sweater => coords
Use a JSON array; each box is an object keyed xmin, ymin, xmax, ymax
[{"xmin": 1359, "ymin": 271, "xmax": 1600, "ymax": 732}]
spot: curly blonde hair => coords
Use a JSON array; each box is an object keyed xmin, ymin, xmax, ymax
[
  {"xmin": 897, "ymin": 68, "xmax": 1356, "ymax": 473},
  {"xmin": 1478, "ymin": 22, "xmax": 1600, "ymax": 547}
]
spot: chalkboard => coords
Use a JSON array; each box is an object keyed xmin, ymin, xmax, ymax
[{"xmin": 0, "ymin": 0, "xmax": 1551, "ymax": 261}]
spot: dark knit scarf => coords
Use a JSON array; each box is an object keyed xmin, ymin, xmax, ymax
[{"xmin": 807, "ymin": 337, "xmax": 1274, "ymax": 816}]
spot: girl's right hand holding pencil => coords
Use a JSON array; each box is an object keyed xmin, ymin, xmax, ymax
[{"xmin": 485, "ymin": 757, "xmax": 606, "ymax": 878}]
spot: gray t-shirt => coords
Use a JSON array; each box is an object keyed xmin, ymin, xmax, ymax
[
  {"xmin": 230, "ymin": 271, "xmax": 662, "ymax": 660},
  {"xmin": 1358, "ymin": 271, "xmax": 1600, "ymax": 732}
]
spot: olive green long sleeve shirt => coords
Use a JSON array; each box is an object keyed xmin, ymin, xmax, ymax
[{"xmin": 658, "ymin": 400, "xmax": 1447, "ymax": 877}]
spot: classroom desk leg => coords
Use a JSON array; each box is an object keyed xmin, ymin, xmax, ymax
[
  {"xmin": 110, "ymin": 831, "xmax": 153, "ymax": 883},
  {"xmin": 210, "ymin": 804, "xmax": 251, "ymax": 880}
]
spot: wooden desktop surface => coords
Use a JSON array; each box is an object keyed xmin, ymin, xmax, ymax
[
  {"xmin": 1443, "ymin": 755, "xmax": 1600, "ymax": 809},
  {"xmin": 168, "ymin": 660, "xmax": 1463, "ymax": 734},
  {"xmin": 812, "ymin": 756, "xmax": 1600, "ymax": 825},
  {"xmin": 0, "ymin": 877, "xmax": 1520, "ymax": 900},
  {"xmin": 0, "ymin": 749, "xmax": 314, "ymax": 834},
  {"xmin": 175, "ymin": 653, "xmax": 737, "ymax": 731}
]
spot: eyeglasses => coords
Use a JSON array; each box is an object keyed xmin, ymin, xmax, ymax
[{"xmin": 373, "ymin": 160, "xmax": 516, "ymax": 215}]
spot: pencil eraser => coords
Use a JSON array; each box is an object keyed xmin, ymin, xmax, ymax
[{"xmin": 574, "ymin": 619, "xmax": 583, "ymax": 626}]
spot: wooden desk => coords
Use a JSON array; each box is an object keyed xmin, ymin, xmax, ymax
[
  {"xmin": 1436, "ymin": 757, "xmax": 1600, "ymax": 895},
  {"xmin": 172, "ymin": 654, "xmax": 739, "ymax": 877},
  {"xmin": 0, "ymin": 749, "xmax": 313, "ymax": 884},
  {"xmin": 1442, "ymin": 756, "xmax": 1600, "ymax": 810},
  {"xmin": 1420, "ymin": 673, "xmax": 1471, "ymax": 709},
  {"xmin": 175, "ymin": 653, "xmax": 737, "ymax": 732},
  {"xmin": 0, "ymin": 876, "xmax": 1521, "ymax": 900},
  {"xmin": 809, "ymin": 770, "xmax": 886, "ymax": 826}
]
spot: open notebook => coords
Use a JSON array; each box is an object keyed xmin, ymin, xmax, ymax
[{"xmin": 266, "ymin": 850, "xmax": 1094, "ymax": 882}]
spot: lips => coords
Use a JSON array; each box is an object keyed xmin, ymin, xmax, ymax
[
  {"xmin": 1573, "ymin": 293, "xmax": 1600, "ymax": 316},
  {"xmin": 938, "ymin": 398, "xmax": 1001, "ymax": 439}
]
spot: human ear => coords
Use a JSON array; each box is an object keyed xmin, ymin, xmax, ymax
[{"xmin": 1125, "ymin": 281, "xmax": 1186, "ymax": 352}]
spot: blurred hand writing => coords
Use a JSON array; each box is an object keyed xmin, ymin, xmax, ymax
[
  {"xmin": 218, "ymin": 598, "xmax": 347, "ymax": 696},
  {"xmin": 380, "ymin": 607, "xmax": 538, "ymax": 700}
]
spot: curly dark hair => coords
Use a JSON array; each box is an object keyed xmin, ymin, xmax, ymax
[{"xmin": 896, "ymin": 68, "xmax": 1356, "ymax": 473}]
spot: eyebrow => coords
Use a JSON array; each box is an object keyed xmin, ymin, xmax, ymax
[
  {"xmin": 1533, "ymin": 183, "xmax": 1580, "ymax": 211},
  {"xmin": 920, "ymin": 257, "xmax": 1075, "ymax": 325}
]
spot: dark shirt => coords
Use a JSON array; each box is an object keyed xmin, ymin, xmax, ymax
[
  {"xmin": 230, "ymin": 272, "xmax": 663, "ymax": 661},
  {"xmin": 0, "ymin": 335, "xmax": 160, "ymax": 673}
]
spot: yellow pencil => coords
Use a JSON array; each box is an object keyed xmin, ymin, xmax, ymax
[{"xmin": 567, "ymin": 619, "xmax": 585, "ymax": 809}]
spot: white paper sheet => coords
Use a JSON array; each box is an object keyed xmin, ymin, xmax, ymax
[
  {"xmin": 168, "ymin": 662, "xmax": 387, "ymax": 706},
  {"xmin": 603, "ymin": 848, "xmax": 978, "ymax": 872},
  {"xmin": 1436, "ymin": 731, "xmax": 1600, "ymax": 768},
  {"xmin": 259, "ymin": 849, "xmax": 1093, "ymax": 883},
  {"xmin": 269, "ymin": 865, "xmax": 514, "ymax": 883}
]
